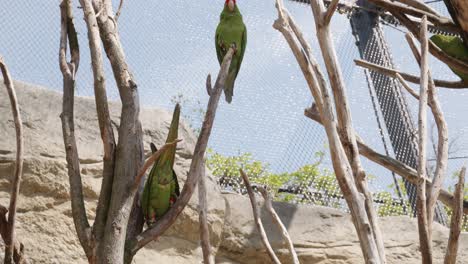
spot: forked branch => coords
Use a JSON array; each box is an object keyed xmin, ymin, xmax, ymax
[
  {"xmin": 258, "ymin": 187, "xmax": 299, "ymax": 264},
  {"xmin": 240, "ymin": 170, "xmax": 281, "ymax": 264}
]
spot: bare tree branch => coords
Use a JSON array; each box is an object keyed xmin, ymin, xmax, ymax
[
  {"xmin": 0, "ymin": 56, "xmax": 24, "ymax": 264},
  {"xmin": 309, "ymin": 1, "xmax": 385, "ymax": 261},
  {"xmin": 404, "ymin": 31, "xmax": 449, "ymax": 237},
  {"xmin": 444, "ymin": 166, "xmax": 466, "ymax": 264},
  {"xmin": 240, "ymin": 170, "xmax": 281, "ymax": 264},
  {"xmin": 367, "ymin": 0, "xmax": 457, "ymax": 31},
  {"xmin": 304, "ymin": 105, "xmax": 468, "ymax": 215},
  {"xmin": 323, "ymin": 0, "xmax": 339, "ymax": 26},
  {"xmin": 58, "ymin": 1, "xmax": 94, "ymax": 260},
  {"xmin": 85, "ymin": 1, "xmax": 145, "ymax": 262},
  {"xmin": 274, "ymin": 1, "xmax": 382, "ymax": 262},
  {"xmin": 198, "ymin": 164, "xmax": 214, "ymax": 264},
  {"xmin": 415, "ymin": 16, "xmax": 432, "ymax": 263},
  {"xmin": 392, "ymin": 12, "xmax": 468, "ymax": 76},
  {"xmin": 392, "ymin": 0, "xmax": 439, "ymax": 16},
  {"xmin": 257, "ymin": 187, "xmax": 299, "ymax": 264},
  {"xmin": 78, "ymin": 0, "xmax": 117, "ymax": 248},
  {"xmin": 354, "ymin": 59, "xmax": 468, "ymax": 89},
  {"xmin": 127, "ymin": 47, "xmax": 236, "ymax": 257}
]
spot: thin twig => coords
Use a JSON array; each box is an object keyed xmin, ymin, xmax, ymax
[
  {"xmin": 0, "ymin": 56, "xmax": 24, "ymax": 264},
  {"xmin": 114, "ymin": 0, "xmax": 124, "ymax": 22},
  {"xmin": 240, "ymin": 170, "xmax": 281, "ymax": 264},
  {"xmin": 258, "ymin": 187, "xmax": 299, "ymax": 264},
  {"xmin": 198, "ymin": 163, "xmax": 214, "ymax": 264},
  {"xmin": 127, "ymin": 47, "xmax": 236, "ymax": 256},
  {"xmin": 396, "ymin": 73, "xmax": 420, "ymax": 99},
  {"xmin": 416, "ymin": 16, "xmax": 432, "ymax": 264},
  {"xmin": 354, "ymin": 59, "xmax": 468, "ymax": 89},
  {"xmin": 443, "ymin": 166, "xmax": 466, "ymax": 264}
]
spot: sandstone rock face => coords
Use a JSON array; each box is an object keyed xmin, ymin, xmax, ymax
[{"xmin": 0, "ymin": 81, "xmax": 467, "ymax": 263}]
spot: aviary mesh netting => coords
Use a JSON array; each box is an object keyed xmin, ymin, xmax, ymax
[{"xmin": 0, "ymin": 0, "xmax": 466, "ymax": 229}]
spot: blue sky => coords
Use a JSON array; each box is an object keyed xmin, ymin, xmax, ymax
[{"xmin": 1, "ymin": 0, "xmax": 467, "ymax": 193}]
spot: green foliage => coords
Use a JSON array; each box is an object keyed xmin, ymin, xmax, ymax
[
  {"xmin": 206, "ymin": 150, "xmax": 467, "ymax": 231},
  {"xmin": 206, "ymin": 149, "xmax": 340, "ymax": 206}
]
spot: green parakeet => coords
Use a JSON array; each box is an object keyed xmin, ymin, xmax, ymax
[
  {"xmin": 142, "ymin": 104, "xmax": 181, "ymax": 226},
  {"xmin": 430, "ymin": 34, "xmax": 468, "ymax": 82},
  {"xmin": 215, "ymin": 0, "xmax": 247, "ymax": 103}
]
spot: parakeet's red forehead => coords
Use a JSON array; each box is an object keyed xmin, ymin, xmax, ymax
[{"xmin": 225, "ymin": 0, "xmax": 236, "ymax": 4}]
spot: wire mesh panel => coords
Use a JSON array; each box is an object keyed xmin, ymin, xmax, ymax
[{"xmin": 0, "ymin": 0, "xmax": 466, "ymax": 230}]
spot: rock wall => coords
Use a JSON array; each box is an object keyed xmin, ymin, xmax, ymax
[{"xmin": 0, "ymin": 81, "xmax": 466, "ymax": 263}]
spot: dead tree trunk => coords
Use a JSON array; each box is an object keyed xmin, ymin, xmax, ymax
[{"xmin": 59, "ymin": 1, "xmax": 235, "ymax": 262}]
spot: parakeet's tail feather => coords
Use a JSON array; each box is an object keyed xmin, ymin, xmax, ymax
[{"xmin": 223, "ymin": 71, "xmax": 236, "ymax": 103}]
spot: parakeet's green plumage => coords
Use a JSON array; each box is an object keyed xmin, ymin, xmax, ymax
[
  {"xmin": 142, "ymin": 104, "xmax": 181, "ymax": 226},
  {"xmin": 215, "ymin": 0, "xmax": 247, "ymax": 103},
  {"xmin": 430, "ymin": 34, "xmax": 468, "ymax": 82}
]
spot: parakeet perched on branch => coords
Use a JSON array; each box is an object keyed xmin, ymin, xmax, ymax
[
  {"xmin": 430, "ymin": 34, "xmax": 468, "ymax": 82},
  {"xmin": 215, "ymin": 0, "xmax": 247, "ymax": 103},
  {"xmin": 142, "ymin": 104, "xmax": 181, "ymax": 226}
]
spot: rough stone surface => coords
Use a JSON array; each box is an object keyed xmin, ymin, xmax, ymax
[{"xmin": 0, "ymin": 81, "xmax": 467, "ymax": 263}]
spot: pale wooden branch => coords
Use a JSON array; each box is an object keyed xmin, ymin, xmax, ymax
[
  {"xmin": 310, "ymin": 1, "xmax": 385, "ymax": 262},
  {"xmin": 258, "ymin": 187, "xmax": 299, "ymax": 264},
  {"xmin": 304, "ymin": 105, "xmax": 468, "ymax": 215},
  {"xmin": 59, "ymin": 0, "xmax": 94, "ymax": 260},
  {"xmin": 396, "ymin": 73, "xmax": 420, "ymax": 99},
  {"xmin": 240, "ymin": 170, "xmax": 281, "ymax": 264},
  {"xmin": 392, "ymin": 0, "xmax": 439, "ymax": 16},
  {"xmin": 198, "ymin": 163, "xmax": 214, "ymax": 264},
  {"xmin": 392, "ymin": 12, "xmax": 468, "ymax": 76},
  {"xmin": 323, "ymin": 0, "xmax": 339, "ymax": 26},
  {"xmin": 354, "ymin": 59, "xmax": 468, "ymax": 89},
  {"xmin": 275, "ymin": 1, "xmax": 382, "ymax": 262},
  {"xmin": 78, "ymin": 0, "xmax": 117, "ymax": 247},
  {"xmin": 0, "ymin": 57, "xmax": 24, "ymax": 264},
  {"xmin": 404, "ymin": 31, "xmax": 449, "ymax": 237},
  {"xmin": 127, "ymin": 47, "xmax": 236, "ymax": 258},
  {"xmin": 273, "ymin": 0, "xmax": 325, "ymax": 112},
  {"xmin": 443, "ymin": 166, "xmax": 466, "ymax": 264},
  {"xmin": 415, "ymin": 16, "xmax": 432, "ymax": 264},
  {"xmin": 367, "ymin": 0, "xmax": 456, "ymax": 31}
]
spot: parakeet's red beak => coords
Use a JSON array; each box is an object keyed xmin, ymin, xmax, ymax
[{"xmin": 226, "ymin": 0, "xmax": 235, "ymax": 12}]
